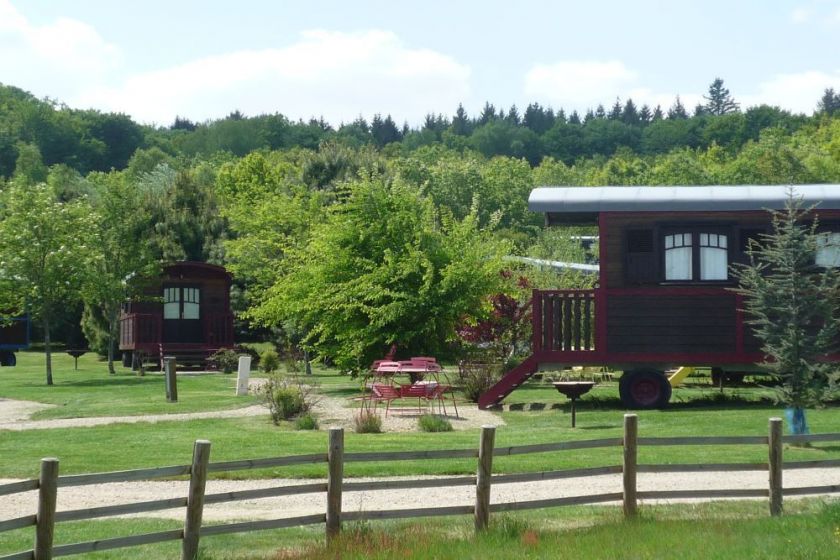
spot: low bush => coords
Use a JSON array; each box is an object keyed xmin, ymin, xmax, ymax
[
  {"xmin": 418, "ymin": 414, "xmax": 453, "ymax": 432},
  {"xmin": 261, "ymin": 373, "xmax": 318, "ymax": 424},
  {"xmin": 207, "ymin": 349, "xmax": 238, "ymax": 373},
  {"xmin": 260, "ymin": 348, "xmax": 280, "ymax": 373},
  {"xmin": 295, "ymin": 413, "xmax": 318, "ymax": 430},
  {"xmin": 458, "ymin": 361, "xmax": 502, "ymax": 403},
  {"xmin": 353, "ymin": 410, "xmax": 383, "ymax": 433}
]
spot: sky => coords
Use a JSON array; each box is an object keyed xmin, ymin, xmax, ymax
[{"xmin": 2, "ymin": 0, "xmax": 840, "ymax": 127}]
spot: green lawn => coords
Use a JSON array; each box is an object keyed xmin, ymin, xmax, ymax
[
  {"xmin": 0, "ymin": 351, "xmax": 260, "ymax": 419},
  {"xmin": 0, "ymin": 499, "xmax": 837, "ymax": 559},
  {"xmin": 1, "ymin": 351, "xmax": 839, "ymax": 481}
]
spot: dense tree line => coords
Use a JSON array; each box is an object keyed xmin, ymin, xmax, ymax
[
  {"xmin": 2, "ymin": 79, "xmax": 837, "ymax": 180},
  {"xmin": 3, "ymin": 77, "xmax": 840, "ymax": 377}
]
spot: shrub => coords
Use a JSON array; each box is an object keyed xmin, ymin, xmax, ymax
[
  {"xmin": 295, "ymin": 413, "xmax": 318, "ymax": 430},
  {"xmin": 232, "ymin": 344, "xmax": 260, "ymax": 368},
  {"xmin": 260, "ymin": 348, "xmax": 280, "ymax": 373},
  {"xmin": 272, "ymin": 386, "xmax": 305, "ymax": 420},
  {"xmin": 418, "ymin": 414, "xmax": 453, "ymax": 432},
  {"xmin": 353, "ymin": 410, "xmax": 383, "ymax": 433},
  {"xmin": 458, "ymin": 361, "xmax": 503, "ymax": 403},
  {"xmin": 207, "ymin": 349, "xmax": 238, "ymax": 373},
  {"xmin": 260, "ymin": 373, "xmax": 318, "ymax": 424}
]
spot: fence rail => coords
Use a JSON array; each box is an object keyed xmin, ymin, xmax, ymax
[{"xmin": 2, "ymin": 416, "xmax": 839, "ymax": 560}]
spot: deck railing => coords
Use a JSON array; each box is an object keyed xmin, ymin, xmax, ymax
[{"xmin": 534, "ymin": 289, "xmax": 597, "ymax": 353}]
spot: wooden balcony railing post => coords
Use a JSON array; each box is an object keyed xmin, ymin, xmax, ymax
[
  {"xmin": 475, "ymin": 425, "xmax": 496, "ymax": 532},
  {"xmin": 768, "ymin": 417, "xmax": 783, "ymax": 516},
  {"xmin": 182, "ymin": 440, "xmax": 211, "ymax": 560},
  {"xmin": 35, "ymin": 458, "xmax": 59, "ymax": 560},
  {"xmin": 326, "ymin": 427, "xmax": 344, "ymax": 543},
  {"xmin": 532, "ymin": 290, "xmax": 543, "ymax": 353},
  {"xmin": 623, "ymin": 414, "xmax": 638, "ymax": 518}
]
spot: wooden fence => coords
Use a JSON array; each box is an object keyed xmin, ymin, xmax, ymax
[{"xmin": 1, "ymin": 415, "xmax": 839, "ymax": 560}]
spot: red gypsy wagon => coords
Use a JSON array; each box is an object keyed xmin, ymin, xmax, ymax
[
  {"xmin": 119, "ymin": 262, "xmax": 235, "ymax": 369},
  {"xmin": 478, "ymin": 185, "xmax": 840, "ymax": 410}
]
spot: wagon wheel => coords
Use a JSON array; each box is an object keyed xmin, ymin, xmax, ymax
[{"xmin": 619, "ymin": 369, "xmax": 672, "ymax": 409}]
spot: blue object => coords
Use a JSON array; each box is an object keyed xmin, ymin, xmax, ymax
[{"xmin": 785, "ymin": 407, "xmax": 810, "ymax": 435}]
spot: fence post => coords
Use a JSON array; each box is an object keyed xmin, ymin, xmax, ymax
[
  {"xmin": 623, "ymin": 413, "xmax": 638, "ymax": 518},
  {"xmin": 768, "ymin": 417, "xmax": 783, "ymax": 516},
  {"xmin": 34, "ymin": 458, "xmax": 59, "ymax": 560},
  {"xmin": 475, "ymin": 425, "xmax": 496, "ymax": 532},
  {"xmin": 165, "ymin": 356, "xmax": 178, "ymax": 402},
  {"xmin": 326, "ymin": 427, "xmax": 344, "ymax": 543},
  {"xmin": 182, "ymin": 440, "xmax": 211, "ymax": 560}
]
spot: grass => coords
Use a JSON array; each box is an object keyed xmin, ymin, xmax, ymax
[
  {"xmin": 1, "ymin": 351, "xmax": 838, "ymax": 481},
  {"xmin": 0, "ymin": 351, "xmax": 260, "ymax": 419},
  {"xmin": 0, "ymin": 499, "xmax": 837, "ymax": 559}
]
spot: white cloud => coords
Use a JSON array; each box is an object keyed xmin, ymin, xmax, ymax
[
  {"xmin": 0, "ymin": 0, "xmax": 121, "ymax": 100},
  {"xmin": 75, "ymin": 30, "xmax": 471, "ymax": 125},
  {"xmin": 791, "ymin": 7, "xmax": 812, "ymax": 23},
  {"xmin": 740, "ymin": 70, "xmax": 840, "ymax": 114},
  {"xmin": 524, "ymin": 60, "xmax": 637, "ymax": 108},
  {"xmin": 523, "ymin": 60, "xmax": 701, "ymax": 114}
]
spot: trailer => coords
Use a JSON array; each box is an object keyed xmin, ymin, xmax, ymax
[
  {"xmin": 119, "ymin": 262, "xmax": 235, "ymax": 369},
  {"xmin": 0, "ymin": 314, "xmax": 30, "ymax": 367},
  {"xmin": 478, "ymin": 184, "xmax": 840, "ymax": 409}
]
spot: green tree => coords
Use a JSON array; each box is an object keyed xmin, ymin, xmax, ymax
[
  {"xmin": 0, "ymin": 182, "xmax": 93, "ymax": 384},
  {"xmin": 252, "ymin": 175, "xmax": 508, "ymax": 372},
  {"xmin": 704, "ymin": 77, "xmax": 740, "ymax": 116},
  {"xmin": 732, "ymin": 194, "xmax": 840, "ymax": 434},
  {"xmin": 82, "ymin": 171, "xmax": 159, "ymax": 373}
]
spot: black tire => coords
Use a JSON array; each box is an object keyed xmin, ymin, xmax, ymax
[
  {"xmin": 0, "ymin": 351, "xmax": 16, "ymax": 367},
  {"xmin": 619, "ymin": 369, "xmax": 672, "ymax": 409}
]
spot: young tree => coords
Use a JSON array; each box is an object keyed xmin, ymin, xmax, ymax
[
  {"xmin": 732, "ymin": 194, "xmax": 840, "ymax": 434},
  {"xmin": 0, "ymin": 181, "xmax": 93, "ymax": 385},
  {"xmin": 252, "ymin": 175, "xmax": 509, "ymax": 372}
]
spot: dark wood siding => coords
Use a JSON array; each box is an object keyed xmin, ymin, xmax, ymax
[
  {"xmin": 606, "ymin": 294, "xmax": 737, "ymax": 354},
  {"xmin": 604, "ymin": 212, "xmax": 776, "ymax": 289}
]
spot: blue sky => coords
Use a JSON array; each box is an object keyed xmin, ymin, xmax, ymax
[{"xmin": 3, "ymin": 0, "xmax": 840, "ymax": 126}]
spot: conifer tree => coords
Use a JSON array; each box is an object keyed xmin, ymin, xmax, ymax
[
  {"xmin": 667, "ymin": 96, "xmax": 688, "ymax": 119},
  {"xmin": 732, "ymin": 194, "xmax": 840, "ymax": 434},
  {"xmin": 704, "ymin": 77, "xmax": 740, "ymax": 115}
]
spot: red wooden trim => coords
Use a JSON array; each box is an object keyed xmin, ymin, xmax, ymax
[
  {"xmin": 603, "ymin": 287, "xmax": 734, "ymax": 296},
  {"xmin": 533, "ymin": 349, "xmax": 765, "ymax": 365}
]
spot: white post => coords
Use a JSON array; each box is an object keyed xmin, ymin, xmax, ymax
[{"xmin": 236, "ymin": 356, "xmax": 252, "ymax": 396}]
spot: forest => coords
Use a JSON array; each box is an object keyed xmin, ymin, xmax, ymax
[{"xmin": 2, "ymin": 78, "xmax": 840, "ymax": 375}]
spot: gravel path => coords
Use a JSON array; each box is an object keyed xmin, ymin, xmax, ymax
[
  {"xmin": 1, "ymin": 392, "xmax": 836, "ymax": 524},
  {"xmin": 1, "ymin": 470, "xmax": 837, "ymax": 523}
]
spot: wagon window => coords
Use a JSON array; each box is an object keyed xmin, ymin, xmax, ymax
[
  {"xmin": 664, "ymin": 233, "xmax": 692, "ymax": 280},
  {"xmin": 816, "ymin": 232, "xmax": 840, "ymax": 268},
  {"xmin": 699, "ymin": 233, "xmax": 728, "ymax": 280},
  {"xmin": 183, "ymin": 288, "xmax": 201, "ymax": 320},
  {"xmin": 163, "ymin": 287, "xmax": 180, "ymax": 319}
]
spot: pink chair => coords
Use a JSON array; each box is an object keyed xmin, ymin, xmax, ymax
[{"xmin": 370, "ymin": 383, "xmax": 401, "ymax": 416}]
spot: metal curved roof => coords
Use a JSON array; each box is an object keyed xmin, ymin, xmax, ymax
[{"xmin": 529, "ymin": 185, "xmax": 840, "ymax": 213}]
